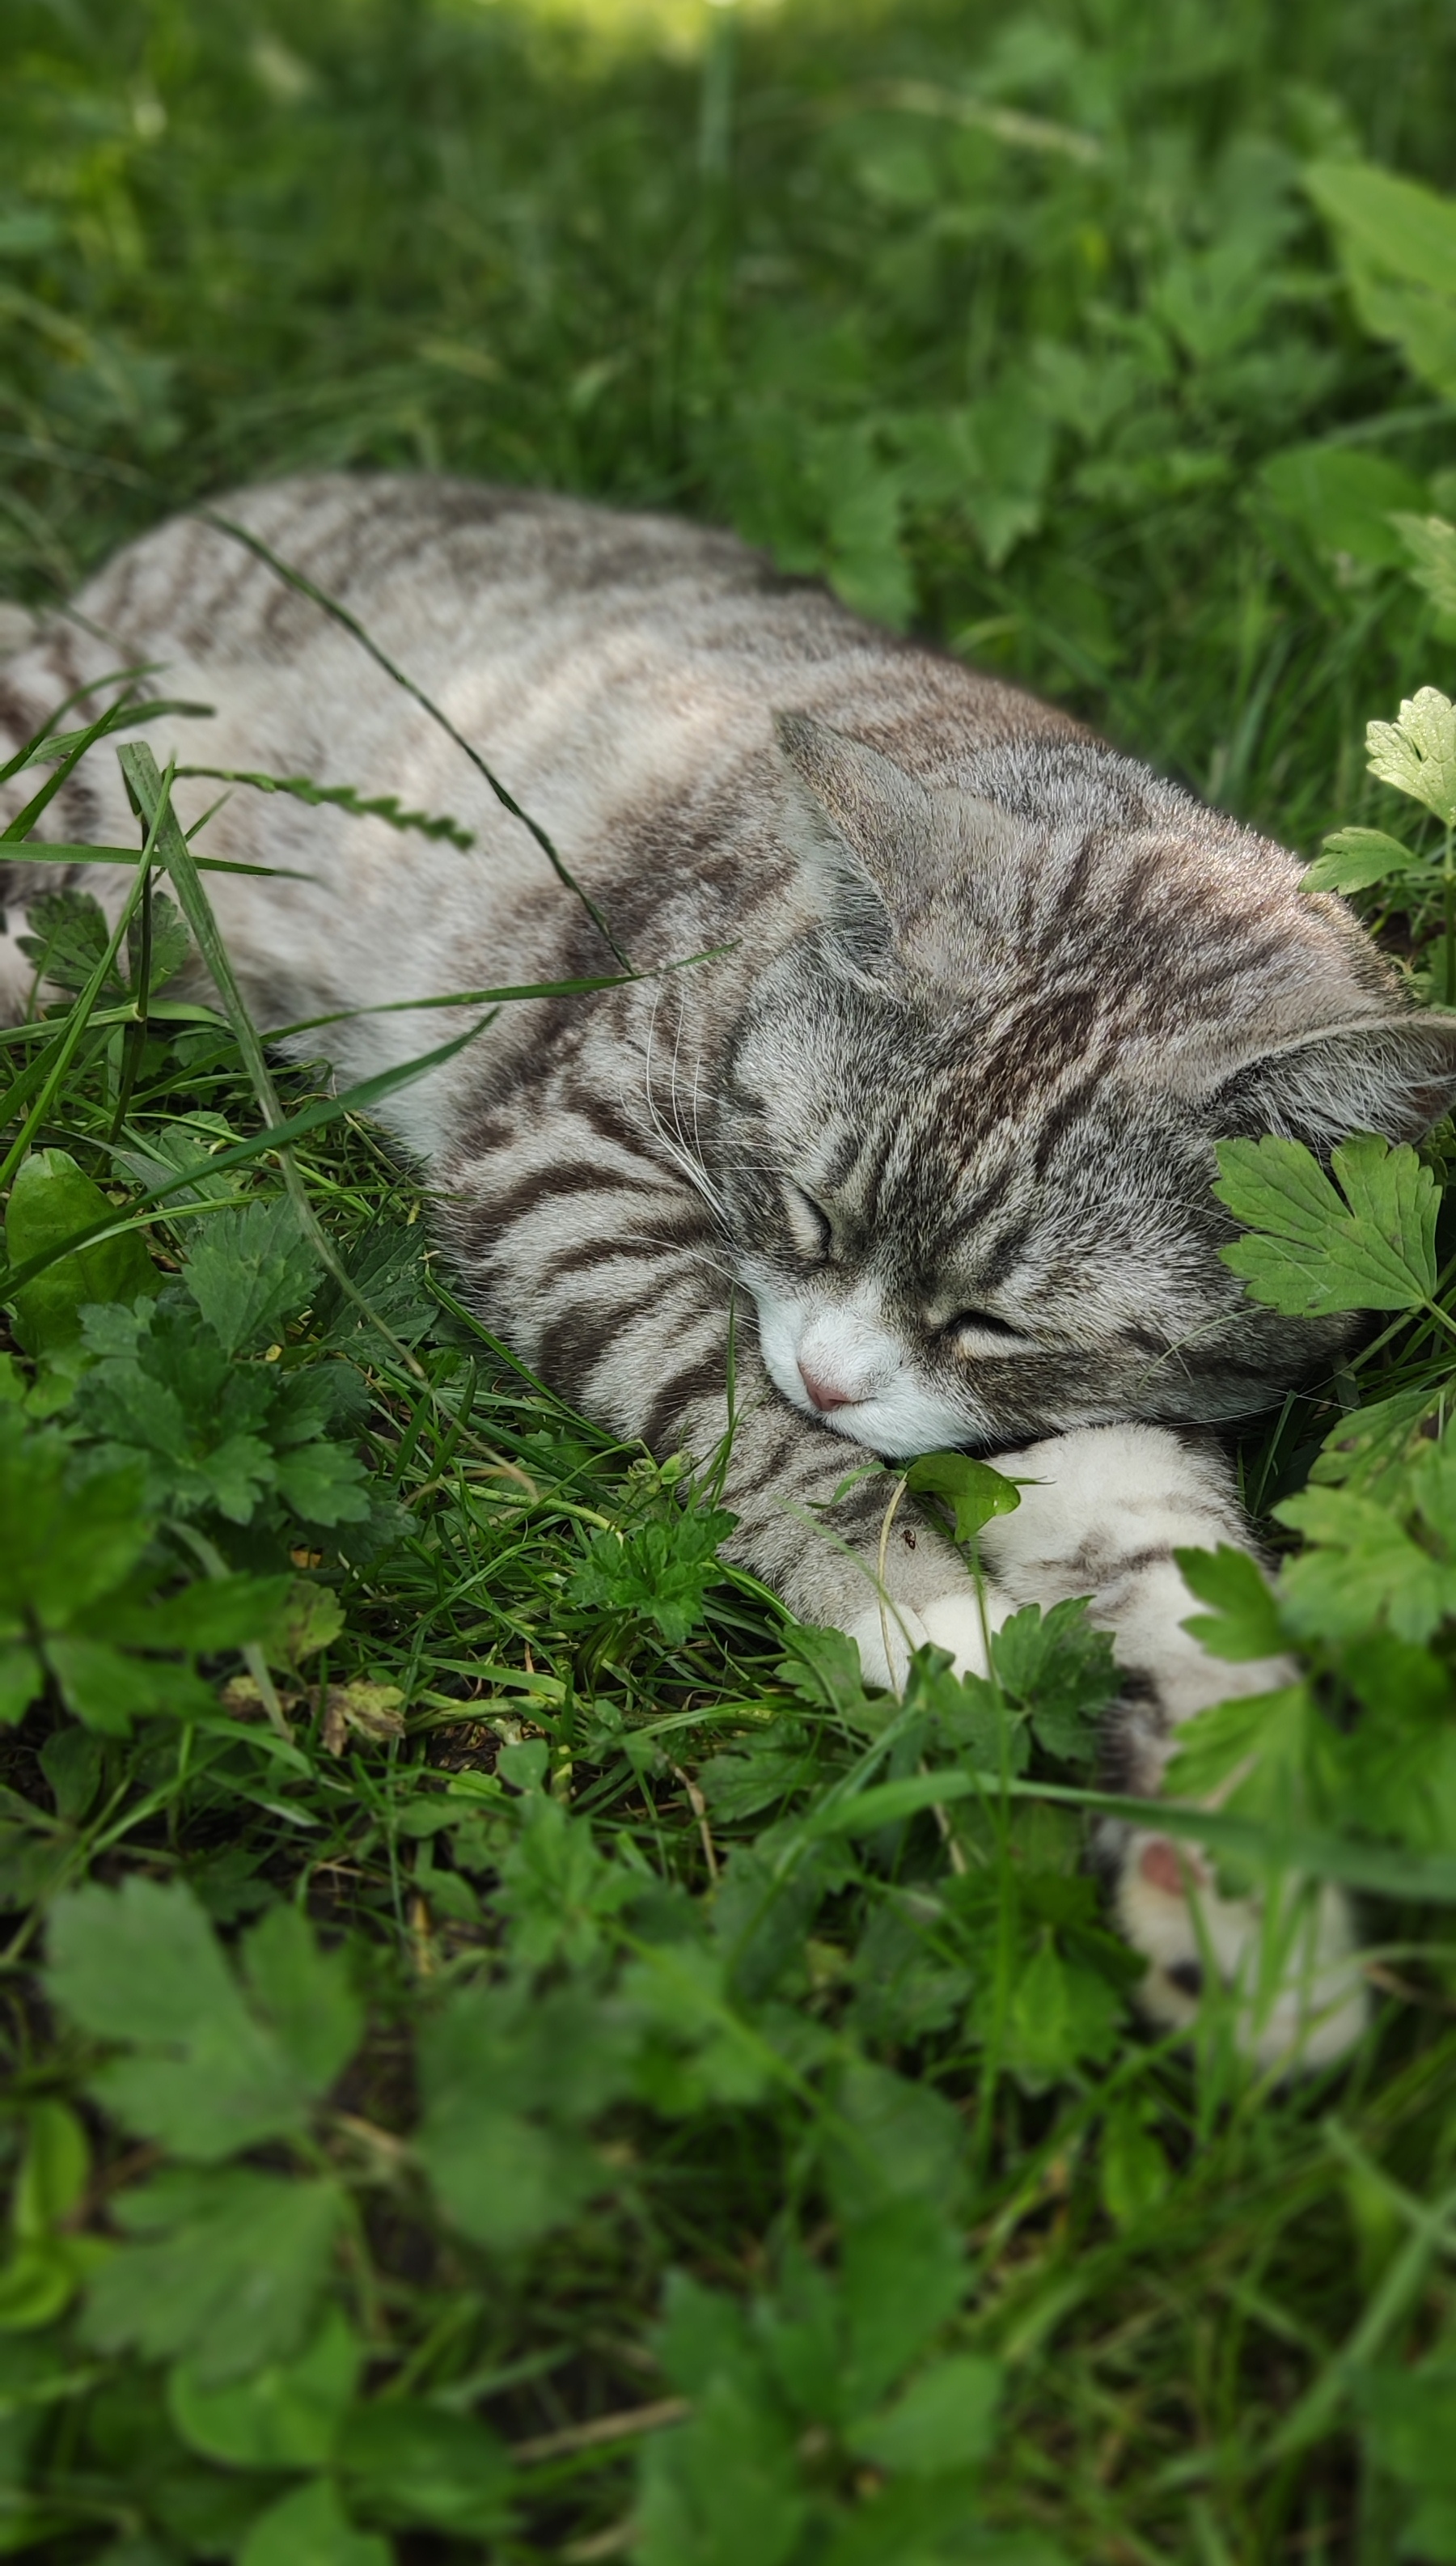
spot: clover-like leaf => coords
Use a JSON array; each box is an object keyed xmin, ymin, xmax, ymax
[
  {"xmin": 1365, "ymin": 686, "xmax": 1456, "ymax": 827},
  {"xmin": 1213, "ymin": 1132, "xmax": 1438, "ymax": 1316}
]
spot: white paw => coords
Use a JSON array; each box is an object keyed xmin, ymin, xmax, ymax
[
  {"xmin": 1116, "ymin": 1830, "xmax": 1368, "ymax": 2073},
  {"xmin": 844, "ymin": 1589, "xmax": 998, "ymax": 1692}
]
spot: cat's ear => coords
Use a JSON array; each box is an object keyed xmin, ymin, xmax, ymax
[
  {"xmin": 1201, "ymin": 1014, "xmax": 1456, "ymax": 1149},
  {"xmin": 773, "ymin": 713, "xmax": 1018, "ymax": 955}
]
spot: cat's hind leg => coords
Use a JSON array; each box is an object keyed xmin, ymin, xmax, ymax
[{"xmin": 978, "ymin": 1424, "xmax": 1367, "ymax": 2073}]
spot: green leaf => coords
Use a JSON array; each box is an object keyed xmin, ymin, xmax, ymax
[
  {"xmin": 904, "ymin": 1451, "xmax": 1021, "ymax": 1542},
  {"xmin": 1277, "ymin": 1479, "xmax": 1456, "ymax": 1645},
  {"xmin": 241, "ymin": 1903, "xmax": 363, "ymax": 2094},
  {"xmin": 1213, "ymin": 1133, "xmax": 1438, "ymax": 1315},
  {"xmin": 822, "ymin": 2060, "xmax": 966, "ymax": 2225},
  {"xmin": 1392, "ymin": 513, "xmax": 1456, "ymax": 622},
  {"xmin": 0, "ymin": 1644, "xmax": 44, "ymax": 1727},
  {"xmin": 1260, "ymin": 442, "xmax": 1428, "ymax": 569},
  {"xmin": 1303, "ymin": 828, "xmax": 1417, "ymax": 896},
  {"xmin": 416, "ymin": 1978, "xmax": 635, "ymax": 2250},
  {"xmin": 180, "ymin": 1197, "xmax": 319, "ymax": 1358},
  {"xmin": 238, "ymin": 2477, "xmax": 389, "ymax": 2566},
  {"xmin": 82, "ymin": 2168, "xmax": 345, "ymax": 2382},
  {"xmin": 839, "ymin": 2198, "xmax": 967, "ymax": 2416},
  {"xmin": 0, "ymin": 1416, "xmax": 149, "ymax": 1633},
  {"xmin": 567, "ymin": 1505, "xmax": 735, "ymax": 1646},
  {"xmin": 16, "ymin": 890, "xmax": 119, "ymax": 997},
  {"xmin": 12, "ymin": 2099, "xmax": 88, "ymax": 2240},
  {"xmin": 47, "ymin": 1879, "xmax": 358, "ymax": 2159},
  {"xmin": 167, "ymin": 2304, "xmax": 361, "ymax": 2469},
  {"xmin": 334, "ymin": 2403, "xmax": 514, "ymax": 2534},
  {"xmin": 1175, "ymin": 1543, "xmax": 1285, "ymax": 1661},
  {"xmin": 5, "ymin": 1149, "xmax": 158, "ymax": 1354},
  {"xmin": 1001, "ymin": 1939, "xmax": 1124, "ymax": 2086},
  {"xmin": 844, "ymin": 2353, "xmax": 1003, "ymax": 2478},
  {"xmin": 1365, "ymin": 688, "xmax": 1456, "ymax": 828},
  {"xmin": 1306, "ymin": 160, "xmax": 1456, "ymax": 399},
  {"xmin": 1100, "ymin": 2107, "xmax": 1171, "ymax": 2228}
]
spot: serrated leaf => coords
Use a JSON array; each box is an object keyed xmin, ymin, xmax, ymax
[
  {"xmin": 241, "ymin": 1903, "xmax": 362, "ymax": 2094},
  {"xmin": 1001, "ymin": 1939, "xmax": 1123, "ymax": 2085},
  {"xmin": 180, "ymin": 1197, "xmax": 319, "ymax": 1358},
  {"xmin": 82, "ymin": 2167, "xmax": 345, "ymax": 2382},
  {"xmin": 1393, "ymin": 513, "xmax": 1456, "ymax": 621},
  {"xmin": 1213, "ymin": 1132, "xmax": 1437, "ymax": 1315},
  {"xmin": 1261, "ymin": 442, "xmax": 1428, "ymax": 570},
  {"xmin": 45, "ymin": 1635, "xmax": 212, "ymax": 1734},
  {"xmin": 1174, "ymin": 1543, "xmax": 1286, "ymax": 1662},
  {"xmin": 273, "ymin": 1437, "xmax": 372, "ymax": 1525},
  {"xmin": 16, "ymin": 890, "xmax": 117, "ymax": 996},
  {"xmin": 1278, "ymin": 1482, "xmax": 1456, "ymax": 1644},
  {"xmin": 1365, "ymin": 688, "xmax": 1456, "ymax": 827},
  {"xmin": 5, "ymin": 1149, "xmax": 158, "ymax": 1354},
  {"xmin": 48, "ymin": 1878, "xmax": 357, "ymax": 2158},
  {"xmin": 0, "ymin": 1416, "xmax": 149, "ymax": 1632},
  {"xmin": 844, "ymin": 2353, "xmax": 1002, "ymax": 2478},
  {"xmin": 567, "ymin": 1505, "xmax": 734, "ymax": 1645},
  {"xmin": 840, "ymin": 2197, "xmax": 966, "ymax": 2416},
  {"xmin": 1303, "ymin": 828, "xmax": 1417, "ymax": 896},
  {"xmin": 904, "ymin": 1451, "xmax": 1020, "ymax": 1542}
]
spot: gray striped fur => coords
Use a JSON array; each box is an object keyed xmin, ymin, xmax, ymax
[{"xmin": 5, "ymin": 473, "xmax": 1447, "ymax": 2065}]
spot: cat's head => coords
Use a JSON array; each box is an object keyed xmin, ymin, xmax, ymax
[{"xmin": 715, "ymin": 715, "xmax": 1456, "ymax": 1457}]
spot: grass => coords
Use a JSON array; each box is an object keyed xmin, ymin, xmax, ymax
[{"xmin": 5, "ymin": 2, "xmax": 1456, "ymax": 2560}]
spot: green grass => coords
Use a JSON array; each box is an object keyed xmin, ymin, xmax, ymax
[{"xmin": 6, "ymin": 3, "xmax": 1456, "ymax": 2560}]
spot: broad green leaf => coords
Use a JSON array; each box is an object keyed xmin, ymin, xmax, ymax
[
  {"xmin": 1311, "ymin": 1383, "xmax": 1450, "ymax": 1496},
  {"xmin": 1174, "ymin": 1543, "xmax": 1285, "ymax": 1662},
  {"xmin": 1365, "ymin": 688, "xmax": 1456, "ymax": 828},
  {"xmin": 0, "ymin": 2242, "xmax": 78, "ymax": 2331},
  {"xmin": 635, "ymin": 2365, "xmax": 804, "ymax": 2566},
  {"xmin": 1303, "ymin": 828, "xmax": 1417, "ymax": 896},
  {"xmin": 1306, "ymin": 160, "xmax": 1456, "ymax": 399},
  {"xmin": 1001, "ymin": 1939, "xmax": 1123, "ymax": 2085},
  {"xmin": 1393, "ymin": 514, "xmax": 1456, "ymax": 622},
  {"xmin": 168, "ymin": 2304, "xmax": 361, "ymax": 2469},
  {"xmin": 48, "ymin": 1878, "xmax": 357, "ymax": 2159},
  {"xmin": 1306, "ymin": 159, "xmax": 1456, "ymax": 299},
  {"xmin": 44, "ymin": 1635, "xmax": 212, "ymax": 1734},
  {"xmin": 82, "ymin": 2168, "xmax": 345, "ymax": 2382},
  {"xmin": 239, "ymin": 2476, "xmax": 389, "ymax": 2566},
  {"xmin": 0, "ymin": 1414, "xmax": 149, "ymax": 1633},
  {"xmin": 0, "ymin": 1644, "xmax": 44, "ymax": 1727},
  {"xmin": 13, "ymin": 2100, "xmax": 88, "ymax": 2240},
  {"xmin": 241, "ymin": 1903, "xmax": 362, "ymax": 2094},
  {"xmin": 334, "ymin": 2403, "xmax": 513, "ymax": 2534},
  {"xmin": 1100, "ymin": 2107, "xmax": 1171, "ymax": 2227},
  {"xmin": 904, "ymin": 1451, "xmax": 1020, "ymax": 1541},
  {"xmin": 1260, "ymin": 442, "xmax": 1428, "ymax": 569},
  {"xmin": 844, "ymin": 2353, "xmax": 1002, "ymax": 2478},
  {"xmin": 1213, "ymin": 1133, "xmax": 1438, "ymax": 1315},
  {"xmin": 840, "ymin": 2198, "xmax": 967, "ymax": 2417},
  {"xmin": 822, "ymin": 2059, "xmax": 965, "ymax": 2223},
  {"xmin": 4, "ymin": 1148, "xmax": 158, "ymax": 1354}
]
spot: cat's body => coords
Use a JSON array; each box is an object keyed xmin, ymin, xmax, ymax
[{"xmin": 7, "ymin": 473, "xmax": 1454, "ymax": 2064}]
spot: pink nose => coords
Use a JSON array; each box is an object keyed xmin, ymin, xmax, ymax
[{"xmin": 800, "ymin": 1365, "xmax": 853, "ymax": 1412}]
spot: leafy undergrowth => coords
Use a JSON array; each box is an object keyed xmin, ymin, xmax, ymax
[{"xmin": 6, "ymin": 4, "xmax": 1456, "ymax": 2562}]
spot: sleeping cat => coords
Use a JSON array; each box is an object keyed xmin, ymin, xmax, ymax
[{"xmin": 6, "ymin": 475, "xmax": 1453, "ymax": 2067}]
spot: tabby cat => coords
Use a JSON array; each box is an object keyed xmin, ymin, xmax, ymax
[{"xmin": 6, "ymin": 476, "xmax": 1453, "ymax": 2065}]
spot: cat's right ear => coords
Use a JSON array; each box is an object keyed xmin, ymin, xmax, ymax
[{"xmin": 1202, "ymin": 1013, "xmax": 1456, "ymax": 1150}]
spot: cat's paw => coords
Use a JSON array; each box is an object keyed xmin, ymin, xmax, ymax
[
  {"xmin": 844, "ymin": 1590, "xmax": 996, "ymax": 1692},
  {"xmin": 1115, "ymin": 1828, "xmax": 1368, "ymax": 2072}
]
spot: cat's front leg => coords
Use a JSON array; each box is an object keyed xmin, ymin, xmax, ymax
[{"xmin": 977, "ymin": 1424, "xmax": 1367, "ymax": 2071}]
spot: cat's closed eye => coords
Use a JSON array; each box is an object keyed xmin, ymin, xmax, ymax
[
  {"xmin": 943, "ymin": 1308, "xmax": 1026, "ymax": 1345},
  {"xmin": 782, "ymin": 1184, "xmax": 834, "ymax": 1261}
]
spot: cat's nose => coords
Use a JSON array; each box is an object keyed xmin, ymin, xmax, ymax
[{"xmin": 799, "ymin": 1364, "xmax": 853, "ymax": 1412}]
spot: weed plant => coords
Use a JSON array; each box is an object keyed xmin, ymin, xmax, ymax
[{"xmin": 5, "ymin": 3, "xmax": 1456, "ymax": 2560}]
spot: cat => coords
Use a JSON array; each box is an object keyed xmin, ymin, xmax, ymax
[{"xmin": 6, "ymin": 473, "xmax": 1454, "ymax": 2067}]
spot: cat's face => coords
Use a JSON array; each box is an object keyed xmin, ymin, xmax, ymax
[
  {"xmin": 719, "ymin": 947, "xmax": 1346, "ymax": 1459},
  {"xmin": 705, "ymin": 716, "xmax": 1456, "ymax": 1460}
]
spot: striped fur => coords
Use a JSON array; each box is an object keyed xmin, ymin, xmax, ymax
[{"xmin": 6, "ymin": 472, "xmax": 1450, "ymax": 2066}]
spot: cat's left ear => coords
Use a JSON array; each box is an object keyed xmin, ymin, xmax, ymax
[
  {"xmin": 773, "ymin": 713, "xmax": 1018, "ymax": 952},
  {"xmin": 1201, "ymin": 1014, "xmax": 1456, "ymax": 1149}
]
